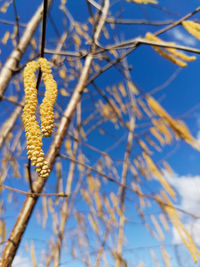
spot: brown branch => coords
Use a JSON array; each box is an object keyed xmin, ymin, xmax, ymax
[
  {"xmin": 94, "ymin": 0, "xmax": 109, "ymax": 46},
  {"xmin": 0, "ymin": 0, "xmax": 53, "ymax": 98}
]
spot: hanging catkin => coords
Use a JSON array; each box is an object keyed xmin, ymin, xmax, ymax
[
  {"xmin": 145, "ymin": 32, "xmax": 196, "ymax": 67},
  {"xmin": 22, "ymin": 58, "xmax": 58, "ymax": 178}
]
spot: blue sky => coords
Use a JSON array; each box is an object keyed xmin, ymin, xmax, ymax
[{"xmin": 1, "ymin": 0, "xmax": 200, "ymax": 266}]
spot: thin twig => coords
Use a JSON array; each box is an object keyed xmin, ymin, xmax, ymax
[
  {"xmin": 44, "ymin": 48, "xmax": 86, "ymax": 57},
  {"xmin": 48, "ymin": 11, "xmax": 60, "ymax": 38},
  {"xmin": 2, "ymin": 184, "xmax": 67, "ymax": 197},
  {"xmin": 27, "ymin": 161, "xmax": 34, "ymax": 193},
  {"xmin": 58, "ymin": 153, "xmax": 198, "ymax": 219},
  {"xmin": 150, "ymin": 68, "xmax": 181, "ymax": 95},
  {"xmin": 0, "ymin": 18, "xmax": 26, "ymax": 27},
  {"xmin": 1, "ymin": 96, "xmax": 24, "ymax": 107},
  {"xmin": 86, "ymin": 47, "xmax": 136, "ymax": 86},
  {"xmin": 12, "ymin": 0, "xmax": 20, "ymax": 44},
  {"xmin": 86, "ymin": 0, "xmax": 94, "ymax": 19},
  {"xmin": 98, "ymin": 36, "xmax": 200, "ymax": 54},
  {"xmin": 106, "ymin": 18, "xmax": 174, "ymax": 25},
  {"xmin": 154, "ymin": 6, "xmax": 200, "ymax": 36}
]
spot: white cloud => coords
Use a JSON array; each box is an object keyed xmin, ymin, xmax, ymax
[
  {"xmin": 164, "ymin": 171, "xmax": 200, "ymax": 216},
  {"xmin": 196, "ymin": 130, "xmax": 200, "ymax": 144},
  {"xmin": 12, "ymin": 255, "xmax": 31, "ymax": 267},
  {"xmin": 170, "ymin": 28, "xmax": 197, "ymax": 46}
]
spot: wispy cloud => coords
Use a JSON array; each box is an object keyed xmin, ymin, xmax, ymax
[
  {"xmin": 12, "ymin": 255, "xmax": 31, "ymax": 267},
  {"xmin": 196, "ymin": 130, "xmax": 200, "ymax": 144},
  {"xmin": 170, "ymin": 28, "xmax": 197, "ymax": 46},
  {"xmin": 164, "ymin": 171, "xmax": 200, "ymax": 215},
  {"xmin": 12, "ymin": 254, "xmax": 44, "ymax": 267}
]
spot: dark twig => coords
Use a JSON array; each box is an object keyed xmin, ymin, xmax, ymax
[
  {"xmin": 12, "ymin": 0, "xmax": 20, "ymax": 44},
  {"xmin": 26, "ymin": 161, "xmax": 34, "ymax": 193},
  {"xmin": 86, "ymin": 0, "xmax": 94, "ymax": 19},
  {"xmin": 0, "ymin": 18, "xmax": 26, "ymax": 27},
  {"xmin": 44, "ymin": 48, "xmax": 86, "ymax": 57},
  {"xmin": 48, "ymin": 11, "xmax": 60, "ymax": 38},
  {"xmin": 106, "ymin": 18, "xmax": 175, "ymax": 26},
  {"xmin": 154, "ymin": 6, "xmax": 200, "ymax": 36},
  {"xmin": 40, "ymin": 0, "xmax": 48, "ymax": 57},
  {"xmin": 1, "ymin": 96, "xmax": 24, "ymax": 107}
]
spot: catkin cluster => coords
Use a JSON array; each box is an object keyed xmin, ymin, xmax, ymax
[
  {"xmin": 145, "ymin": 32, "xmax": 196, "ymax": 67},
  {"xmin": 22, "ymin": 58, "xmax": 57, "ymax": 178},
  {"xmin": 182, "ymin": 20, "xmax": 200, "ymax": 40}
]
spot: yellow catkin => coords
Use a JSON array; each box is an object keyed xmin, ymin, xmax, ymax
[
  {"xmin": 22, "ymin": 58, "xmax": 57, "ymax": 178},
  {"xmin": 145, "ymin": 32, "xmax": 195, "ymax": 67},
  {"xmin": 161, "ymin": 247, "xmax": 171, "ymax": 267},
  {"xmin": 150, "ymin": 214, "xmax": 165, "ymax": 240},
  {"xmin": 126, "ymin": 0, "xmax": 158, "ymax": 4},
  {"xmin": 152, "ymin": 119, "xmax": 172, "ymax": 144},
  {"xmin": 143, "ymin": 152, "xmax": 176, "ymax": 199},
  {"xmin": 182, "ymin": 21, "xmax": 200, "ymax": 40},
  {"xmin": 160, "ymin": 191, "xmax": 200, "ymax": 262},
  {"xmin": 166, "ymin": 48, "xmax": 196, "ymax": 62},
  {"xmin": 147, "ymin": 96, "xmax": 200, "ymax": 150}
]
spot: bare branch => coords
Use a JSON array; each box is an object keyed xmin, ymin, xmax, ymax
[{"xmin": 1, "ymin": 184, "xmax": 68, "ymax": 197}]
